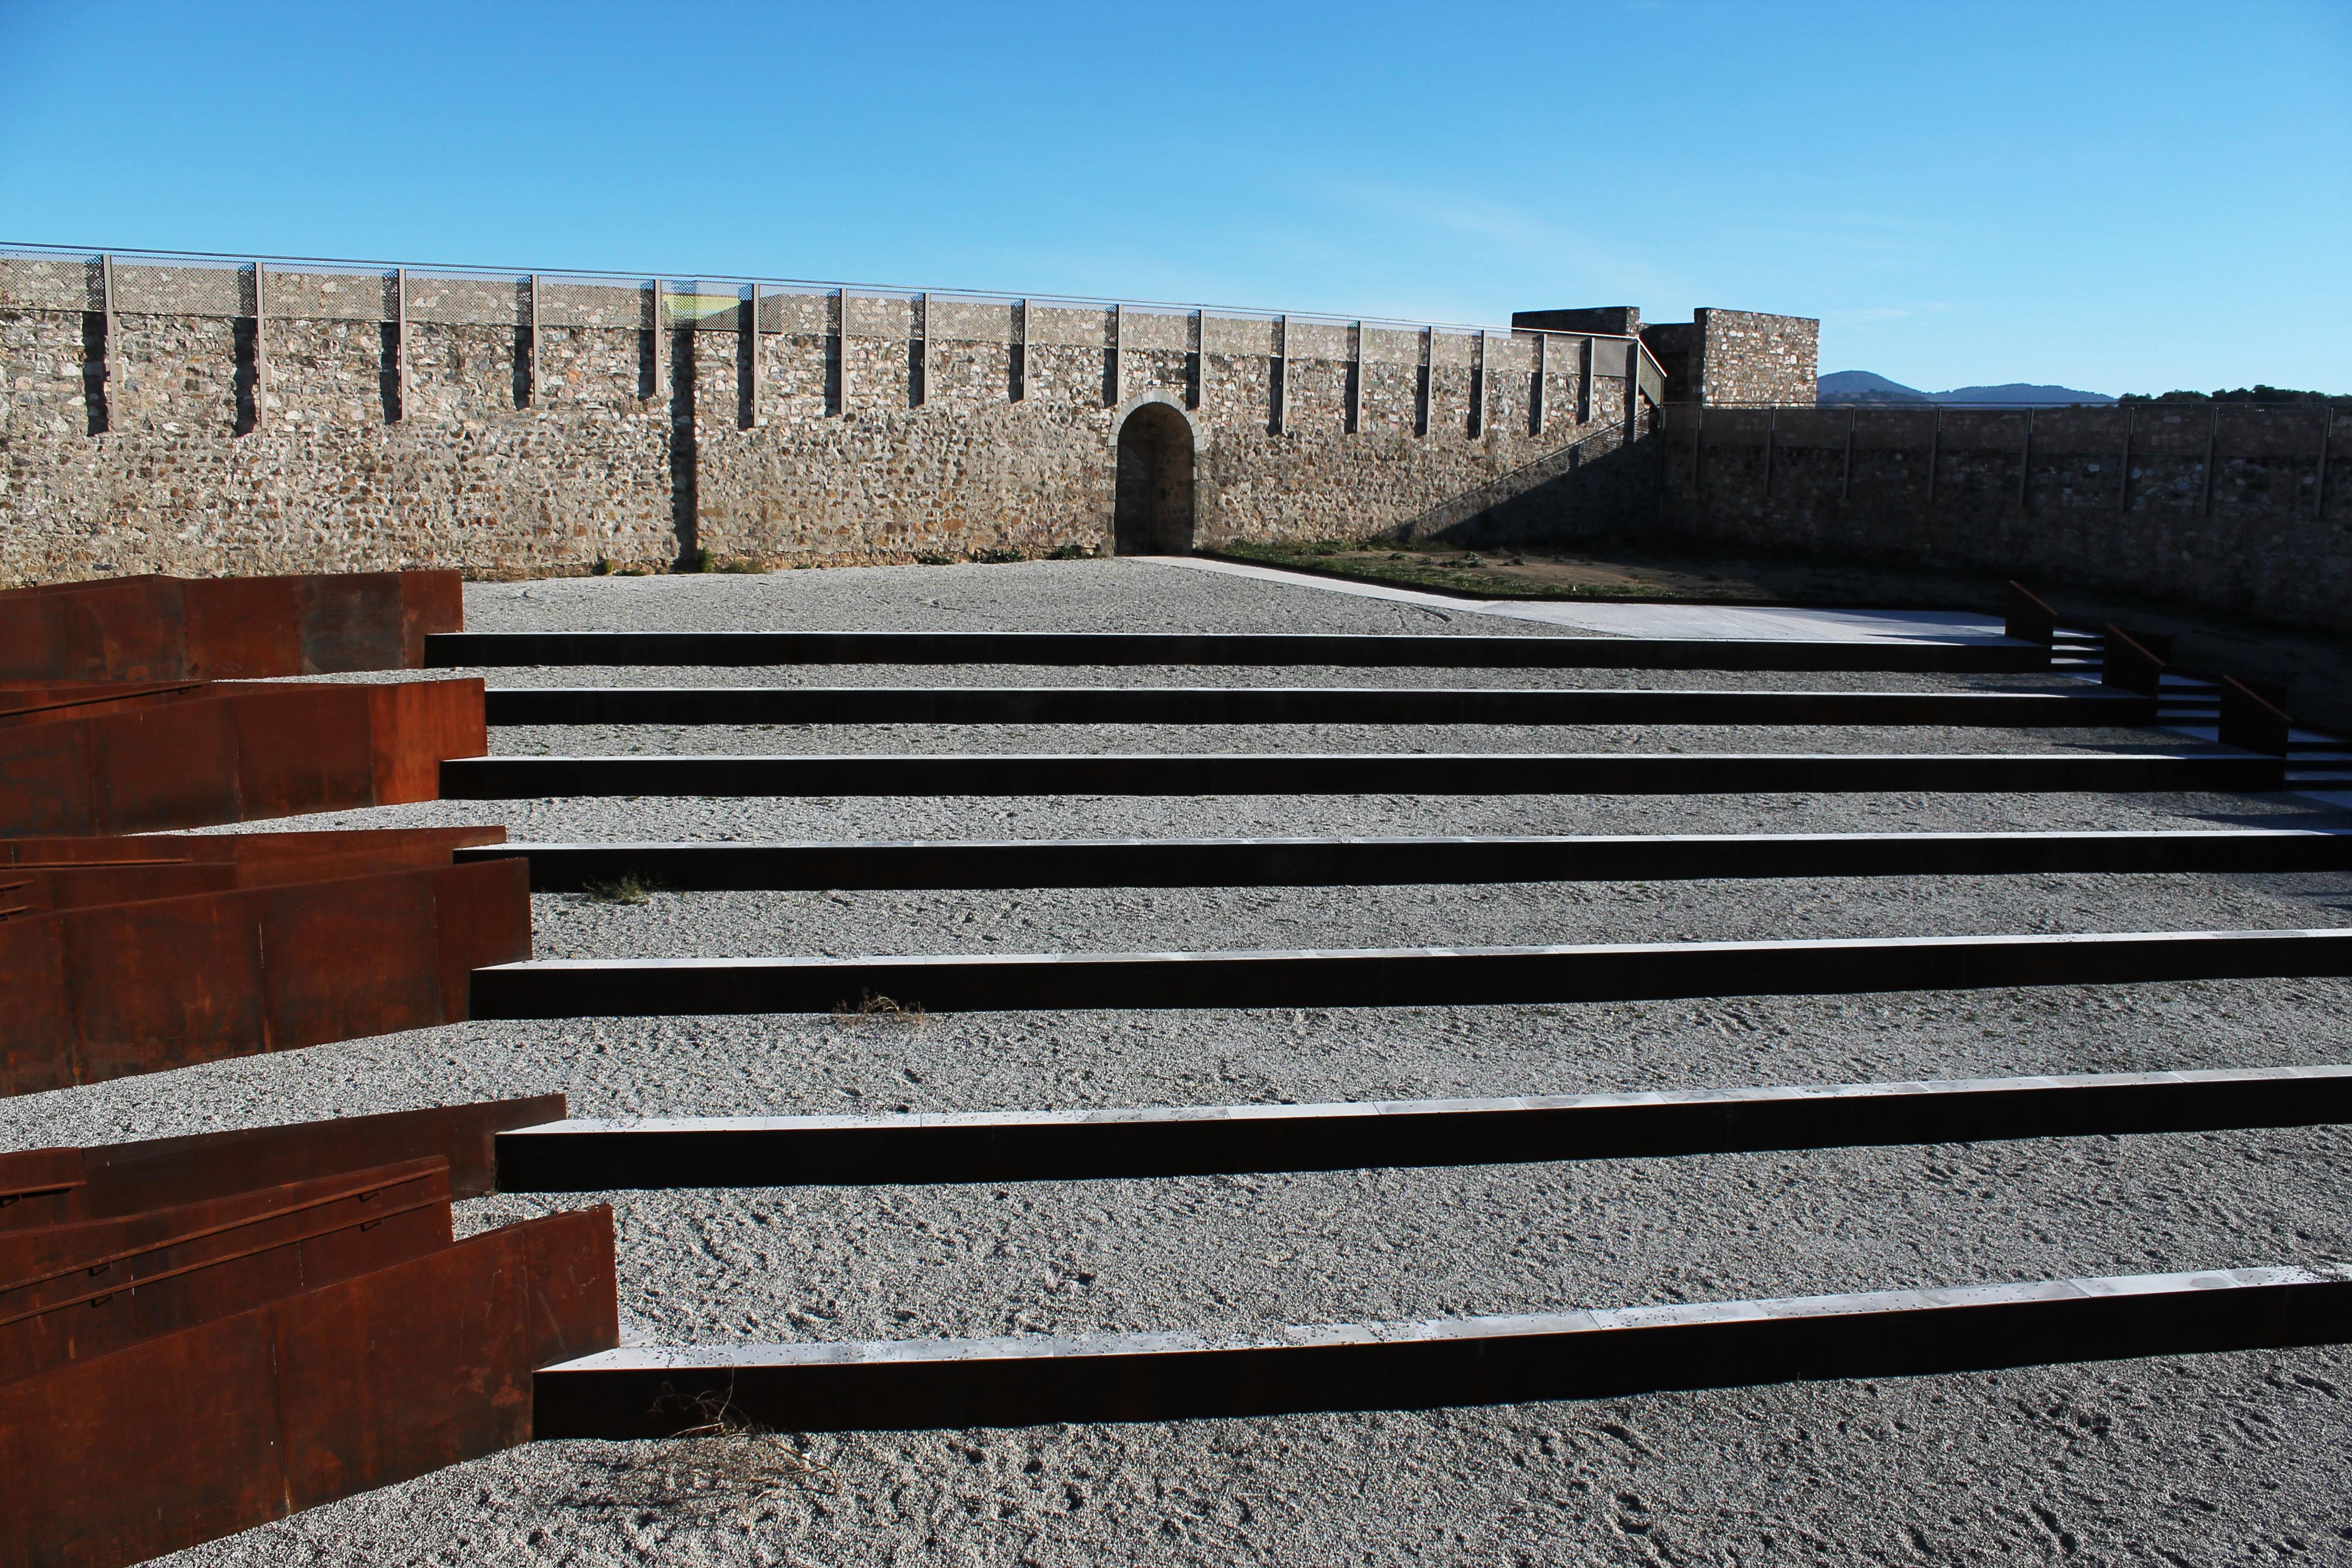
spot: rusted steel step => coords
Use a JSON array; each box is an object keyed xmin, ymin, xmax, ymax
[
  {"xmin": 0, "ymin": 677, "xmax": 488, "ymax": 836},
  {"xmin": 440, "ymin": 748, "xmax": 2284, "ymax": 801},
  {"xmin": 493, "ymin": 1064, "xmax": 2352, "ymax": 1191},
  {"xmin": 0, "ymin": 569, "xmax": 462, "ymax": 682},
  {"xmin": 0, "ymin": 1095, "xmax": 564, "ymax": 1233},
  {"xmin": 429, "ymin": 629, "xmax": 2051, "ymax": 673},
  {"xmin": 469, "ymin": 926, "xmax": 2352, "ymax": 1019},
  {"xmin": 1, "ymin": 1206, "xmax": 615, "ymax": 1568},
  {"xmin": 1, "ymin": 858, "xmax": 531, "ymax": 1096},
  {"xmin": 0, "ymin": 1158, "xmax": 453, "ymax": 1382},
  {"xmin": 484, "ymin": 685, "xmax": 2155, "ymax": 728},
  {"xmin": 533, "ymin": 1262, "xmax": 2352, "ymax": 1436},
  {"xmin": 467, "ymin": 826, "xmax": 2352, "ymax": 893}
]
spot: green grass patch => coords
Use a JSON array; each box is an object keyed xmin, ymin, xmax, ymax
[{"xmin": 1215, "ymin": 540, "xmax": 1620, "ymax": 600}]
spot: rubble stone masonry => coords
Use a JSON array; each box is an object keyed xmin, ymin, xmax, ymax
[
  {"xmin": 1659, "ymin": 401, "xmax": 2352, "ymax": 634},
  {"xmin": 1, "ymin": 255, "xmax": 1654, "ymax": 584}
]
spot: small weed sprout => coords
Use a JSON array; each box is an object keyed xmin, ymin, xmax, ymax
[
  {"xmin": 573, "ymin": 1383, "xmax": 837, "ymax": 1517},
  {"xmin": 584, "ymin": 874, "xmax": 656, "ymax": 906},
  {"xmin": 833, "ymin": 990, "xmax": 925, "ymax": 1028}
]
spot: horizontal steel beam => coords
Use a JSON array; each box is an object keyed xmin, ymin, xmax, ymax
[
  {"xmin": 482, "ymin": 685, "xmax": 2150, "ymax": 728},
  {"xmin": 465, "ymin": 826, "xmax": 2352, "ymax": 892},
  {"xmin": 532, "ymin": 1262, "xmax": 2352, "ymax": 1436},
  {"xmin": 429, "ymin": 630, "xmax": 2049, "ymax": 673},
  {"xmin": 440, "ymin": 749, "xmax": 2283, "ymax": 800},
  {"xmin": 494, "ymin": 1063, "xmax": 2352, "ymax": 1191},
  {"xmin": 469, "ymin": 926, "xmax": 2352, "ymax": 1018}
]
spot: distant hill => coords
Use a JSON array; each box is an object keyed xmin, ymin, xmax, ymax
[
  {"xmin": 1817, "ymin": 371, "xmax": 2114, "ymax": 407},
  {"xmin": 1817, "ymin": 371, "xmax": 1929, "ymax": 404}
]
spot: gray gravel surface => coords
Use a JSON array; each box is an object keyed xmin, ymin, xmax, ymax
[
  {"xmin": 482, "ymin": 721, "xmax": 2173, "ymax": 758},
  {"xmin": 459, "ymin": 559, "xmax": 1576, "ymax": 638},
  {"xmin": 154, "ymin": 1347, "xmax": 2352, "ymax": 1566},
  {"xmin": 452, "ymin": 663, "xmax": 2095, "ymax": 693},
  {"xmin": 37, "ymin": 564, "xmax": 2348, "ymax": 1565},
  {"xmin": 179, "ymin": 782, "xmax": 2346, "ymax": 850},
  {"xmin": 525, "ymin": 869, "xmax": 2352, "ymax": 960}
]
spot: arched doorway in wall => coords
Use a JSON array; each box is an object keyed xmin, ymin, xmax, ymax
[{"xmin": 1113, "ymin": 401, "xmax": 1196, "ymax": 555}]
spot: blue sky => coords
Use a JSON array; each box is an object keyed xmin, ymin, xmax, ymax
[{"xmin": 3, "ymin": 1, "xmax": 2345, "ymax": 395}]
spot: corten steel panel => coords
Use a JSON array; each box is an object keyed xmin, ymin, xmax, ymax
[
  {"xmin": 399, "ymin": 570, "xmax": 465, "ymax": 666},
  {"xmin": 0, "ymin": 918, "xmax": 74, "ymax": 1094},
  {"xmin": 427, "ymin": 631, "xmax": 2053, "ymax": 673},
  {"xmin": 2, "ymin": 862, "xmax": 533, "ymax": 1096},
  {"xmin": 227, "ymin": 825, "xmax": 505, "ymax": 886},
  {"xmin": 439, "ymin": 749, "xmax": 2286, "ymax": 801},
  {"xmin": 2220, "ymin": 678, "xmax": 2292, "ymax": 755},
  {"xmin": 531, "ymin": 1265, "xmax": 2352, "ymax": 1438},
  {"xmin": 0, "ymin": 1206, "xmax": 614, "ymax": 1568},
  {"xmin": 521, "ymin": 1202, "xmax": 623, "ymax": 1374},
  {"xmin": 0, "ymin": 570, "xmax": 462, "ymax": 684},
  {"xmin": 274, "ymin": 1207, "xmax": 617, "ymax": 1512},
  {"xmin": 207, "ymin": 824, "xmax": 507, "ymax": 878},
  {"xmin": 0, "ymin": 680, "xmax": 209, "ymax": 728},
  {"xmin": 0, "ymin": 681, "xmax": 488, "ymax": 837},
  {"xmin": 0, "ymin": 862, "xmax": 236, "ymax": 912},
  {"xmin": 0, "ymin": 1147, "xmax": 85, "ymax": 1231},
  {"xmin": 0, "ymin": 823, "xmax": 507, "ymax": 874},
  {"xmin": 297, "ymin": 574, "xmax": 411, "ymax": 673},
  {"xmin": 484, "ymin": 686, "xmax": 2160, "ymax": 729},
  {"xmin": 88, "ymin": 697, "xmax": 247, "ymax": 833},
  {"xmin": 53, "ymin": 1094, "xmax": 566, "ymax": 1222},
  {"xmin": 497, "ymin": 1065, "xmax": 2352, "ymax": 1192},
  {"xmin": 369, "ymin": 678, "xmax": 488, "ymax": 804},
  {"xmin": 227, "ymin": 684, "xmax": 378, "ymax": 820},
  {"xmin": 2103, "ymin": 627, "xmax": 2167, "ymax": 696},
  {"xmin": 0, "ymin": 1159, "xmax": 453, "ymax": 1385},
  {"xmin": 470, "ymin": 827, "xmax": 2352, "ymax": 894},
  {"xmin": 471, "ymin": 927, "xmax": 2352, "ymax": 1020},
  {"xmin": 60, "ymin": 885, "xmax": 270, "ymax": 1085},
  {"xmin": 257, "ymin": 872, "xmax": 447, "ymax": 1050},
  {"xmin": 0, "ymin": 715, "xmax": 102, "ymax": 836},
  {"xmin": 0, "ymin": 1305, "xmax": 287, "ymax": 1567},
  {"xmin": 2005, "ymin": 582, "xmax": 2059, "ymax": 646},
  {"xmin": 427, "ymin": 857, "xmax": 535, "ymax": 1020},
  {"xmin": 0, "ymin": 575, "xmax": 187, "ymax": 682},
  {"xmin": 178, "ymin": 575, "xmax": 304, "ymax": 679}
]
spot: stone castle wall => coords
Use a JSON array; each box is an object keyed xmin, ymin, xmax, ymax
[
  {"xmin": 1, "ymin": 253, "xmax": 1653, "ymax": 584},
  {"xmin": 1657, "ymin": 400, "xmax": 2352, "ymax": 633},
  {"xmin": 1685, "ymin": 309, "xmax": 1818, "ymax": 407}
]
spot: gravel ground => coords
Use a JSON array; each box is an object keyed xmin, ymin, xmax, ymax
[
  {"xmin": 36, "ymin": 562, "xmax": 2349, "ymax": 1565},
  {"xmin": 459, "ymin": 560, "xmax": 1577, "ymax": 638},
  {"xmin": 181, "ymin": 783, "xmax": 2344, "ymax": 850},
  {"xmin": 449, "ymin": 663, "xmax": 2095, "ymax": 693},
  {"xmin": 525, "ymin": 869, "xmax": 2352, "ymax": 960},
  {"xmin": 481, "ymin": 721, "xmax": 2174, "ymax": 758}
]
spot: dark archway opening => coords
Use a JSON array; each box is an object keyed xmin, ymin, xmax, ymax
[{"xmin": 1114, "ymin": 403, "xmax": 1196, "ymax": 555}]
